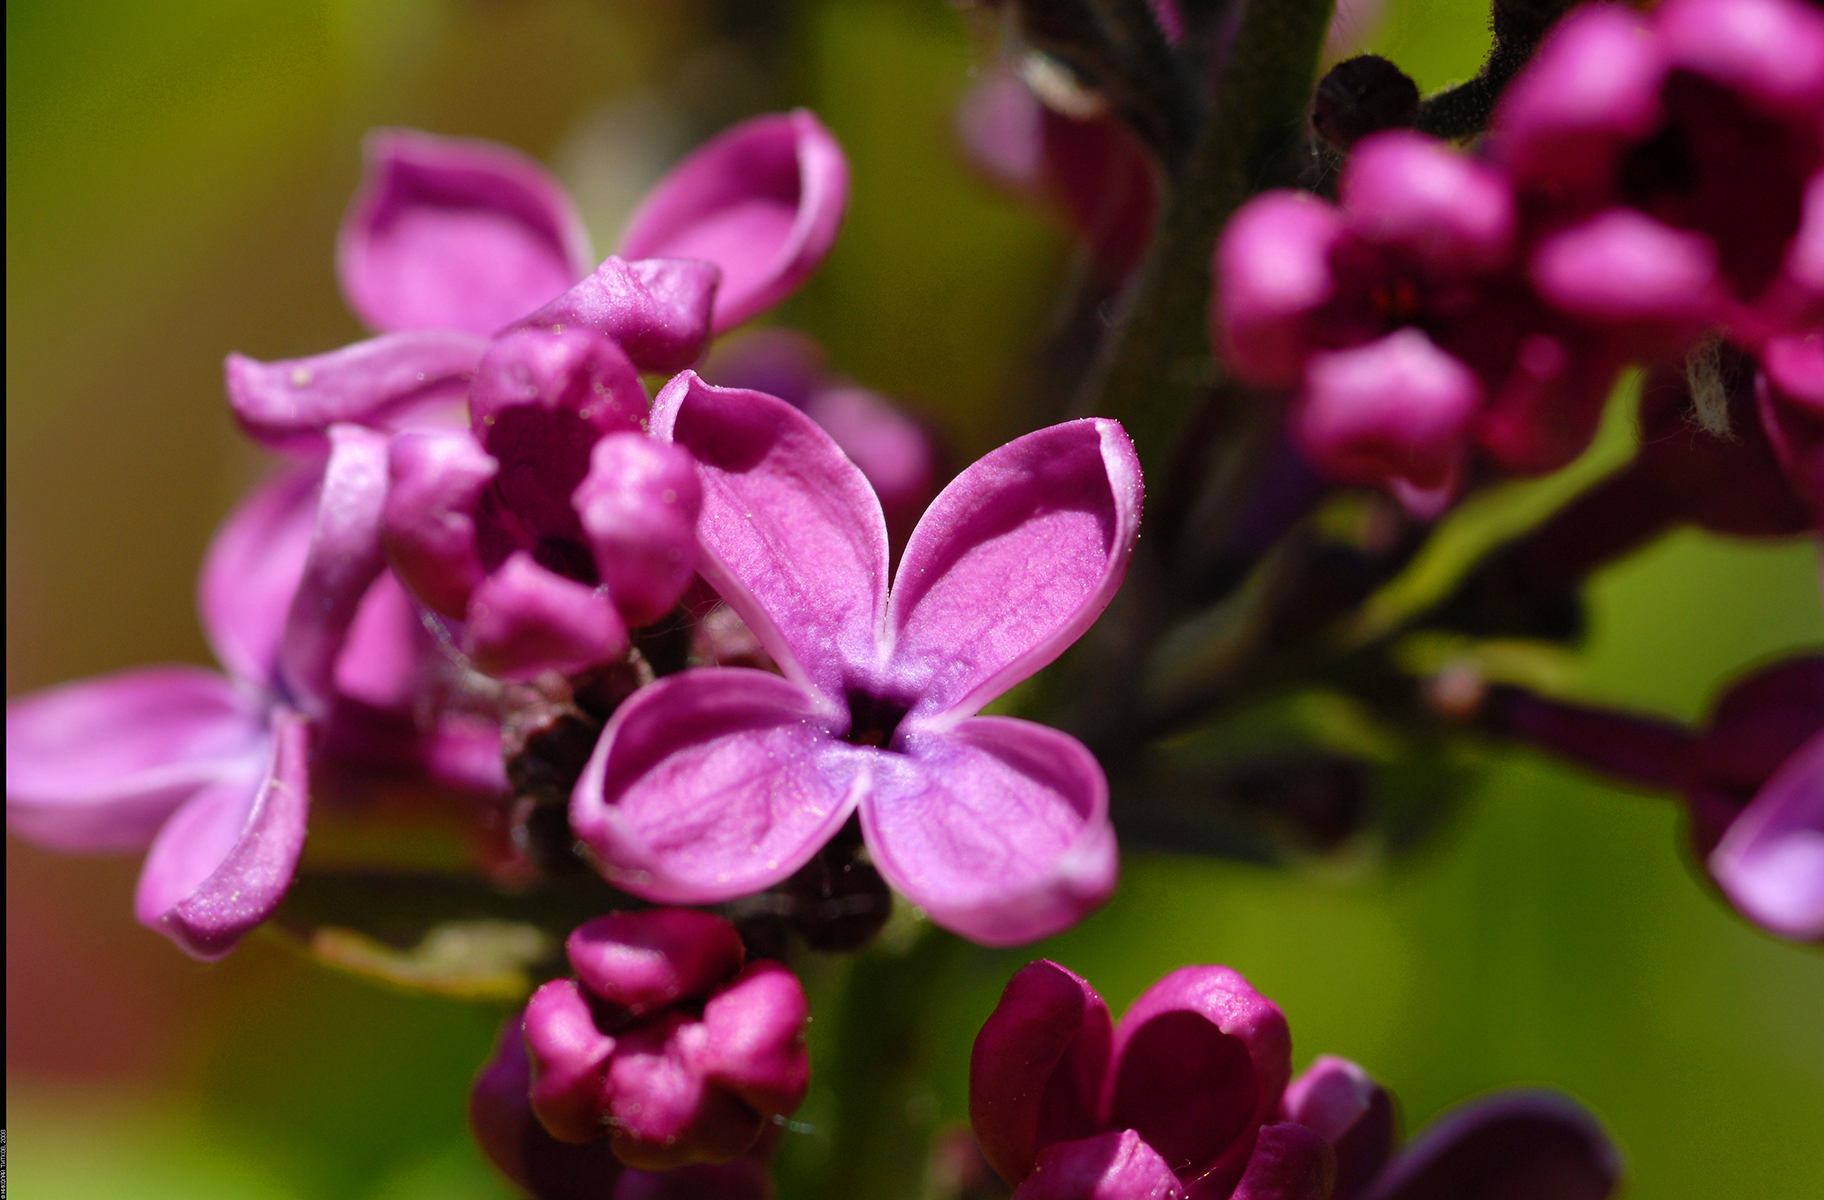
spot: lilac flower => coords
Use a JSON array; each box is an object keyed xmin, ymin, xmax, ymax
[
  {"xmin": 1283, "ymin": 1057, "xmax": 1622, "ymax": 1200},
  {"xmin": 705, "ymin": 329, "xmax": 941, "ymax": 546},
  {"xmin": 1484, "ymin": 657, "xmax": 1824, "ymax": 942},
  {"xmin": 1756, "ymin": 330, "xmax": 1824, "ymax": 523},
  {"xmin": 5, "ymin": 433, "xmax": 502, "ymax": 958},
  {"xmin": 1491, "ymin": 0, "xmax": 1824, "ymax": 347},
  {"xmin": 1213, "ymin": 131, "xmax": 1622, "ymax": 518},
  {"xmin": 471, "ymin": 1018, "xmax": 773, "ymax": 1200},
  {"xmin": 968, "ymin": 960, "xmax": 1304, "ymax": 1199},
  {"xmin": 496, "ymin": 909, "xmax": 808, "ymax": 1173},
  {"xmin": 568, "ymin": 375, "xmax": 1141, "ymax": 946}
]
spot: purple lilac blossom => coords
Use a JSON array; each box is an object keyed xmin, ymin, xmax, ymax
[
  {"xmin": 502, "ymin": 909, "xmax": 808, "ymax": 1172},
  {"xmin": 1491, "ymin": 0, "xmax": 1824, "ymax": 348},
  {"xmin": 705, "ymin": 329, "xmax": 941, "ymax": 547},
  {"xmin": 568, "ymin": 375, "xmax": 1141, "ymax": 946},
  {"xmin": 1485, "ymin": 657, "xmax": 1824, "ymax": 942},
  {"xmin": 5, "ymin": 441, "xmax": 503, "ymax": 958},
  {"xmin": 968, "ymin": 960, "xmax": 1302, "ymax": 1200},
  {"xmin": 1213, "ymin": 131, "xmax": 1623, "ymax": 518},
  {"xmin": 1757, "ymin": 330, "xmax": 1824, "ymax": 524}
]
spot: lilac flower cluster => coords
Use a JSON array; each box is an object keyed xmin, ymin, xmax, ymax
[{"xmin": 970, "ymin": 959, "xmax": 1618, "ymax": 1200}]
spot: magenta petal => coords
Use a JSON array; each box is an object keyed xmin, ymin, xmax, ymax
[
  {"xmin": 225, "ymin": 331, "xmax": 486, "ymax": 452},
  {"xmin": 1283, "ymin": 1056, "xmax": 1396, "ymax": 1198},
  {"xmin": 339, "ymin": 128, "xmax": 591, "ymax": 336},
  {"xmin": 1011, "ymin": 1130, "xmax": 1187, "ymax": 1200},
  {"xmin": 575, "ymin": 434, "xmax": 703, "ymax": 628},
  {"xmin": 524, "ymin": 978, "xmax": 618, "ymax": 1144},
  {"xmin": 567, "ymin": 909, "xmax": 746, "ymax": 1015},
  {"xmin": 1530, "ymin": 209, "xmax": 1721, "ymax": 330},
  {"xmin": 1231, "ymin": 1123, "xmax": 1336, "ymax": 1200},
  {"xmin": 1341, "ymin": 132, "xmax": 1515, "ymax": 273},
  {"xmin": 698, "ymin": 960, "xmax": 812, "ymax": 1118},
  {"xmin": 1216, "ymin": 191, "xmax": 1346, "ymax": 388},
  {"xmin": 278, "ymin": 425, "xmax": 392, "ymax": 716},
  {"xmin": 6, "ymin": 667, "xmax": 267, "ymax": 852},
  {"xmin": 969, "ymin": 960, "xmax": 1114, "ymax": 1186},
  {"xmin": 1295, "ymin": 330, "xmax": 1479, "ymax": 503},
  {"xmin": 135, "ymin": 709, "xmax": 310, "ymax": 960},
  {"xmin": 862, "ymin": 716, "xmax": 1117, "ymax": 946},
  {"xmin": 331, "ymin": 572, "xmax": 424, "ymax": 713},
  {"xmin": 620, "ymin": 110, "xmax": 848, "ymax": 332},
  {"xmin": 469, "ymin": 327, "xmax": 647, "ymax": 441},
  {"xmin": 200, "ymin": 461, "xmax": 321, "ymax": 688},
  {"xmin": 517, "ymin": 257, "xmax": 721, "ymax": 375},
  {"xmin": 1708, "ymin": 731, "xmax": 1824, "ymax": 941},
  {"xmin": 462, "ymin": 552, "xmax": 629, "ymax": 681},
  {"xmin": 1658, "ymin": 0, "xmax": 1824, "ymax": 118},
  {"xmin": 472, "ymin": 1019, "xmax": 632, "ymax": 1200},
  {"xmin": 383, "ymin": 429, "xmax": 498, "ymax": 618},
  {"xmin": 1107, "ymin": 966, "xmax": 1292, "ymax": 1199},
  {"xmin": 1357, "ymin": 1091, "xmax": 1619, "ymax": 1200},
  {"xmin": 570, "ymin": 668, "xmax": 857, "ymax": 904},
  {"xmin": 653, "ymin": 373, "xmax": 889, "ymax": 701},
  {"xmin": 889, "ymin": 419, "xmax": 1142, "ymax": 724}
]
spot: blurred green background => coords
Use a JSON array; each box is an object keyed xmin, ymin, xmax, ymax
[{"xmin": 8, "ymin": 1, "xmax": 1822, "ymax": 1197}]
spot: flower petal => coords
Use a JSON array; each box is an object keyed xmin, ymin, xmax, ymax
[
  {"xmin": 1282, "ymin": 1056, "xmax": 1396, "ymax": 1199},
  {"xmin": 331, "ymin": 571, "xmax": 425, "ymax": 713},
  {"xmin": 279, "ymin": 425, "xmax": 393, "ymax": 717},
  {"xmin": 1011, "ymin": 1129, "xmax": 1187, "ymax": 1200},
  {"xmin": 199, "ymin": 461, "xmax": 321, "ymax": 688},
  {"xmin": 135, "ymin": 708, "xmax": 311, "ymax": 960},
  {"xmin": 524, "ymin": 978, "xmax": 618, "ymax": 1144},
  {"xmin": 339, "ymin": 128, "xmax": 591, "ymax": 336},
  {"xmin": 969, "ymin": 960, "xmax": 1114, "ymax": 1186},
  {"xmin": 224, "ymin": 330, "xmax": 486, "ymax": 452},
  {"xmin": 1106, "ymin": 966, "xmax": 1292, "ymax": 1199},
  {"xmin": 569, "ymin": 667, "xmax": 857, "ymax": 904},
  {"xmin": 861, "ymin": 716, "xmax": 1118, "ymax": 946},
  {"xmin": 1659, "ymin": 0, "xmax": 1824, "ymax": 119},
  {"xmin": 575, "ymin": 433, "xmax": 702, "ymax": 628},
  {"xmin": 6, "ymin": 667, "xmax": 267, "ymax": 852},
  {"xmin": 567, "ymin": 909, "xmax": 746, "ymax": 1015},
  {"xmin": 1230, "ymin": 1123, "xmax": 1336, "ymax": 1200},
  {"xmin": 517, "ymin": 256, "xmax": 721, "ymax": 375},
  {"xmin": 1708, "ymin": 730, "xmax": 1824, "ymax": 941},
  {"xmin": 1341, "ymin": 132, "xmax": 1515, "ymax": 274},
  {"xmin": 619, "ymin": 110, "xmax": 848, "ymax": 332},
  {"xmin": 697, "ymin": 960, "xmax": 812, "ymax": 1119},
  {"xmin": 888, "ymin": 419, "xmax": 1141, "ymax": 725},
  {"xmin": 383, "ymin": 428, "xmax": 499, "ymax": 618},
  {"xmin": 462, "ymin": 552, "xmax": 629, "ymax": 681},
  {"xmin": 652, "ymin": 373, "xmax": 889, "ymax": 701},
  {"xmin": 1529, "ymin": 209, "xmax": 1720, "ymax": 334},
  {"xmin": 471, "ymin": 1018, "xmax": 632, "ymax": 1200},
  {"xmin": 1356, "ymin": 1090, "xmax": 1620, "ymax": 1200},
  {"xmin": 1215, "ymin": 191, "xmax": 1345, "ymax": 388}
]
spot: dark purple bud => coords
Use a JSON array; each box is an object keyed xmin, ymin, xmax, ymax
[
  {"xmin": 1355, "ymin": 1090, "xmax": 1620, "ymax": 1200},
  {"xmin": 1313, "ymin": 56, "xmax": 1420, "ymax": 151}
]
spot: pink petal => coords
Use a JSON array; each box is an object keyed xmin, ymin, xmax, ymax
[
  {"xmin": 969, "ymin": 960, "xmax": 1114, "ymax": 1185},
  {"xmin": 1708, "ymin": 730, "xmax": 1824, "ymax": 941},
  {"xmin": 135, "ymin": 708, "xmax": 311, "ymax": 960},
  {"xmin": 1282, "ymin": 1056, "xmax": 1396, "ymax": 1198},
  {"xmin": 462, "ymin": 552, "xmax": 629, "ymax": 681},
  {"xmin": 383, "ymin": 428, "xmax": 499, "ymax": 618},
  {"xmin": 888, "ymin": 419, "xmax": 1142, "ymax": 725},
  {"xmin": 1529, "ymin": 209, "xmax": 1721, "ymax": 331},
  {"xmin": 516, "ymin": 256, "xmax": 722, "ymax": 375},
  {"xmin": 569, "ymin": 667, "xmax": 858, "ymax": 904},
  {"xmin": 1490, "ymin": 5, "xmax": 1666, "ymax": 196},
  {"xmin": 619, "ymin": 110, "xmax": 849, "ymax": 333},
  {"xmin": 860, "ymin": 716, "xmax": 1118, "ymax": 946},
  {"xmin": 566, "ymin": 909, "xmax": 746, "ymax": 1015},
  {"xmin": 1341, "ymin": 132, "xmax": 1515, "ymax": 274},
  {"xmin": 1659, "ymin": 0, "xmax": 1824, "ymax": 119},
  {"xmin": 199, "ymin": 461, "xmax": 321, "ymax": 688},
  {"xmin": 575, "ymin": 433, "xmax": 703, "ymax": 628},
  {"xmin": 697, "ymin": 960, "xmax": 812, "ymax": 1118},
  {"xmin": 224, "ymin": 330, "xmax": 486, "ymax": 452},
  {"xmin": 1356, "ymin": 1090, "xmax": 1619, "ymax": 1200},
  {"xmin": 1295, "ymin": 329, "xmax": 1480, "ymax": 504},
  {"xmin": 1011, "ymin": 1129, "xmax": 1187, "ymax": 1200},
  {"xmin": 6, "ymin": 667, "xmax": 268, "ymax": 852},
  {"xmin": 339, "ymin": 128, "xmax": 591, "ymax": 336},
  {"xmin": 652, "ymin": 372, "xmax": 889, "ymax": 702},
  {"xmin": 468, "ymin": 327, "xmax": 647, "ymax": 441},
  {"xmin": 524, "ymin": 978, "xmax": 618, "ymax": 1144},
  {"xmin": 1230, "ymin": 1123, "xmax": 1336, "ymax": 1200},
  {"xmin": 1106, "ymin": 966, "xmax": 1292, "ymax": 1199},
  {"xmin": 1215, "ymin": 191, "xmax": 1346, "ymax": 388},
  {"xmin": 602, "ymin": 1011, "xmax": 763, "ymax": 1169},
  {"xmin": 471, "ymin": 1019, "xmax": 633, "ymax": 1199},
  {"xmin": 278, "ymin": 424, "xmax": 392, "ymax": 717},
  {"xmin": 331, "ymin": 572, "xmax": 424, "ymax": 713}
]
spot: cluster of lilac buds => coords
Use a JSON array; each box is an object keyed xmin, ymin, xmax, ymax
[{"xmin": 971, "ymin": 960, "xmax": 1619, "ymax": 1200}]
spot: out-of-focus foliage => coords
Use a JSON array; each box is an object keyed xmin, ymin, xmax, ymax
[{"xmin": 8, "ymin": 1, "xmax": 1823, "ymax": 1198}]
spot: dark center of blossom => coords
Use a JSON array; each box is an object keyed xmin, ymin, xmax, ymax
[
  {"xmin": 472, "ymin": 405, "xmax": 601, "ymax": 586},
  {"xmin": 844, "ymin": 690, "xmax": 910, "ymax": 750},
  {"xmin": 1368, "ymin": 276, "xmax": 1424, "ymax": 324}
]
